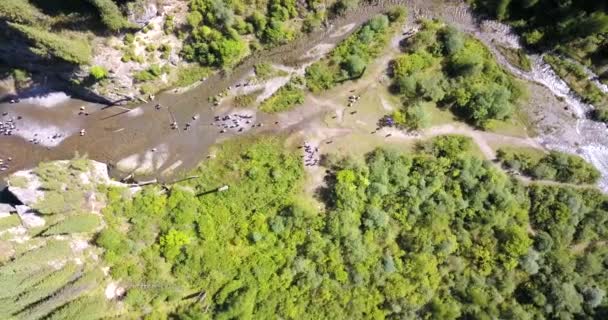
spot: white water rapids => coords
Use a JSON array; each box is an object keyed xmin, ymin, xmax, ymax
[{"xmin": 426, "ymin": 2, "xmax": 608, "ymax": 191}]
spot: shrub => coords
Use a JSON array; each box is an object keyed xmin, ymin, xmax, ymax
[
  {"xmin": 254, "ymin": 62, "xmax": 274, "ymax": 79},
  {"xmin": 134, "ymin": 65, "xmax": 163, "ymax": 82},
  {"xmin": 259, "ymin": 78, "xmax": 305, "ymax": 112},
  {"xmin": 89, "ymin": 66, "xmax": 108, "ymax": 81},
  {"xmin": 174, "ymin": 65, "xmax": 211, "ymax": 87}
]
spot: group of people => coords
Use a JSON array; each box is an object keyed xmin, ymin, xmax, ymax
[
  {"xmin": 212, "ymin": 113, "xmax": 257, "ymax": 134},
  {"xmin": 0, "ymin": 111, "xmax": 14, "ymax": 171},
  {"xmin": 0, "ymin": 112, "xmax": 17, "ymax": 136},
  {"xmin": 301, "ymin": 143, "xmax": 320, "ymax": 167},
  {"xmin": 347, "ymin": 94, "xmax": 361, "ymax": 107}
]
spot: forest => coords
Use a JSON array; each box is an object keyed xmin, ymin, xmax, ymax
[
  {"xmin": 90, "ymin": 135, "xmax": 608, "ymax": 319},
  {"xmin": 389, "ymin": 19, "xmax": 524, "ymax": 129},
  {"xmin": 469, "ymin": 0, "xmax": 608, "ymax": 81}
]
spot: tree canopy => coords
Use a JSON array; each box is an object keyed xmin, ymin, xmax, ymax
[{"xmin": 94, "ymin": 135, "xmax": 608, "ymax": 319}]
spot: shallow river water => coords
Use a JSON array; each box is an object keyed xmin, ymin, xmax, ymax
[{"xmin": 3, "ymin": 0, "xmax": 608, "ymax": 190}]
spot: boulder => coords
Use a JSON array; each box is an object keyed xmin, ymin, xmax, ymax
[
  {"xmin": 15, "ymin": 205, "xmax": 45, "ymax": 228},
  {"xmin": 0, "ymin": 203, "xmax": 15, "ymax": 218},
  {"xmin": 128, "ymin": 2, "xmax": 158, "ymax": 26}
]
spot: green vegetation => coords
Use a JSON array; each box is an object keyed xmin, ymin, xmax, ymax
[
  {"xmin": 305, "ymin": 12, "xmax": 404, "ymax": 92},
  {"xmin": 0, "ymin": 0, "xmax": 45, "ymax": 24},
  {"xmin": 0, "ymin": 240, "xmax": 72, "ymax": 274},
  {"xmin": 89, "ymin": 65, "xmax": 108, "ymax": 81},
  {"xmin": 469, "ymin": 0, "xmax": 608, "ymax": 81},
  {"xmin": 3, "ymin": 263, "xmax": 80, "ymax": 316},
  {"xmin": 8, "ymin": 22, "xmax": 92, "ymax": 65},
  {"xmin": 32, "ymin": 159, "xmax": 96, "ymax": 216},
  {"xmin": 0, "ymin": 0, "xmax": 134, "ymax": 66},
  {"xmin": 259, "ymin": 77, "xmax": 305, "ymax": 112},
  {"xmin": 182, "ymin": 0, "xmax": 332, "ymax": 69},
  {"xmin": 47, "ymin": 294, "xmax": 110, "ymax": 320},
  {"xmin": 87, "ymin": 0, "xmax": 133, "ymax": 31},
  {"xmin": 0, "ymin": 214, "xmax": 21, "ymax": 231},
  {"xmin": 390, "ymin": 20, "xmax": 524, "ymax": 128},
  {"xmin": 0, "ymin": 157, "xmax": 113, "ymax": 319},
  {"xmin": 496, "ymin": 45, "xmax": 532, "ymax": 71},
  {"xmin": 8, "ymin": 175, "xmax": 28, "ymax": 188},
  {"xmin": 234, "ymin": 89, "xmax": 263, "ymax": 108},
  {"xmin": 497, "ymin": 148, "xmax": 600, "ymax": 184},
  {"xmin": 92, "ymin": 135, "xmax": 608, "ymax": 318},
  {"xmin": 134, "ymin": 64, "xmax": 168, "ymax": 82},
  {"xmin": 10, "ymin": 69, "xmax": 31, "ymax": 90},
  {"xmin": 174, "ymin": 64, "xmax": 211, "ymax": 88},
  {"xmin": 43, "ymin": 214, "xmax": 101, "ymax": 235},
  {"xmin": 254, "ymin": 62, "xmax": 276, "ymax": 80}
]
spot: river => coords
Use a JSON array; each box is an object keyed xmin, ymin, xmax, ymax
[
  {"xmin": 0, "ymin": 1, "xmax": 405, "ymax": 182},
  {"xmin": 3, "ymin": 0, "xmax": 608, "ymax": 190}
]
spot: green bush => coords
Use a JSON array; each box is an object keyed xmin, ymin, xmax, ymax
[
  {"xmin": 89, "ymin": 65, "xmax": 108, "ymax": 81},
  {"xmin": 134, "ymin": 65, "xmax": 163, "ymax": 82},
  {"xmin": 254, "ymin": 62, "xmax": 274, "ymax": 79},
  {"xmin": 11, "ymin": 69, "xmax": 30, "ymax": 89},
  {"xmin": 259, "ymin": 78, "xmax": 305, "ymax": 112},
  {"xmin": 304, "ymin": 63, "xmax": 335, "ymax": 92},
  {"xmin": 174, "ymin": 65, "xmax": 211, "ymax": 87},
  {"xmin": 234, "ymin": 89, "xmax": 263, "ymax": 108},
  {"xmin": 91, "ymin": 132, "xmax": 608, "ymax": 319}
]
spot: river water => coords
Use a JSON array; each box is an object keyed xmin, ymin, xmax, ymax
[
  {"xmin": 3, "ymin": 0, "xmax": 608, "ymax": 189},
  {"xmin": 0, "ymin": 1, "xmax": 402, "ymax": 181}
]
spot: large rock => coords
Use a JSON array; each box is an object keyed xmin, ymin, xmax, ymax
[
  {"xmin": 15, "ymin": 205, "xmax": 45, "ymax": 228},
  {"xmin": 0, "ymin": 203, "xmax": 15, "ymax": 218},
  {"xmin": 7, "ymin": 160, "xmax": 137, "ymax": 211},
  {"xmin": 7, "ymin": 170, "xmax": 43, "ymax": 207},
  {"xmin": 128, "ymin": 2, "xmax": 158, "ymax": 26}
]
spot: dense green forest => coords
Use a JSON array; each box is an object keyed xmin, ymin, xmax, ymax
[
  {"xmin": 90, "ymin": 135, "xmax": 608, "ymax": 319},
  {"xmin": 469, "ymin": 0, "xmax": 608, "ymax": 80},
  {"xmin": 497, "ymin": 147, "xmax": 601, "ymax": 184},
  {"xmin": 389, "ymin": 19, "xmax": 524, "ymax": 129}
]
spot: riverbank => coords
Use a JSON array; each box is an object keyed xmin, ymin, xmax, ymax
[{"xmin": 3, "ymin": 0, "xmax": 608, "ymax": 193}]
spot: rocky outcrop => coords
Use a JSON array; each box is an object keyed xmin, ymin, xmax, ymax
[
  {"xmin": 128, "ymin": 2, "xmax": 159, "ymax": 26},
  {"xmin": 15, "ymin": 205, "xmax": 45, "ymax": 228},
  {"xmin": 6, "ymin": 160, "xmax": 136, "ymax": 209},
  {"xmin": 0, "ymin": 203, "xmax": 15, "ymax": 217}
]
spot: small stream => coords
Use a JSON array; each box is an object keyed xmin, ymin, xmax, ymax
[{"xmin": 433, "ymin": 3, "xmax": 608, "ymax": 191}]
